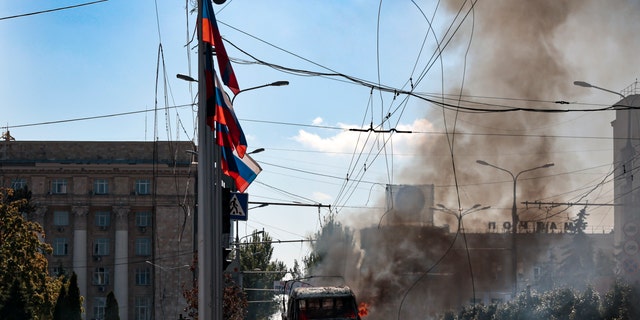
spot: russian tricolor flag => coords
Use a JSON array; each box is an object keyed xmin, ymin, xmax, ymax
[
  {"xmin": 221, "ymin": 146, "xmax": 262, "ymax": 193},
  {"xmin": 213, "ymin": 72, "xmax": 247, "ymax": 158},
  {"xmin": 201, "ymin": 0, "xmax": 240, "ymax": 95}
]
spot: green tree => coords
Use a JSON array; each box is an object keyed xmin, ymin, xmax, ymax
[
  {"xmin": 239, "ymin": 231, "xmax": 287, "ymax": 320},
  {"xmin": 66, "ymin": 272, "xmax": 82, "ymax": 320},
  {"xmin": 571, "ymin": 285, "xmax": 600, "ymax": 320},
  {"xmin": 303, "ymin": 214, "xmax": 355, "ymax": 276},
  {"xmin": 223, "ymin": 274, "xmax": 247, "ymax": 320},
  {"xmin": 558, "ymin": 208, "xmax": 595, "ymax": 289},
  {"xmin": 52, "ymin": 272, "xmax": 82, "ymax": 320},
  {"xmin": 494, "ymin": 286, "xmax": 542, "ymax": 320},
  {"xmin": 180, "ymin": 253, "xmax": 250, "ymax": 320},
  {"xmin": 289, "ymin": 259, "xmax": 304, "ymax": 280},
  {"xmin": 0, "ymin": 187, "xmax": 62, "ymax": 318},
  {"xmin": 53, "ymin": 283, "xmax": 67, "ymax": 320},
  {"xmin": 0, "ymin": 279, "xmax": 31, "ymax": 320},
  {"xmin": 601, "ymin": 279, "xmax": 640, "ymax": 320},
  {"xmin": 104, "ymin": 291, "xmax": 119, "ymax": 320}
]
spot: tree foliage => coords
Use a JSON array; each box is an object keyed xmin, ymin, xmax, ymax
[
  {"xmin": 443, "ymin": 281, "xmax": 640, "ymax": 320},
  {"xmin": 104, "ymin": 291, "xmax": 120, "ymax": 320},
  {"xmin": 0, "ymin": 280, "xmax": 31, "ymax": 320},
  {"xmin": 239, "ymin": 230, "xmax": 287, "ymax": 320},
  {"xmin": 53, "ymin": 273, "xmax": 83, "ymax": 320},
  {"xmin": 601, "ymin": 279, "xmax": 640, "ymax": 320},
  {"xmin": 181, "ymin": 253, "xmax": 248, "ymax": 320},
  {"xmin": 303, "ymin": 214, "xmax": 355, "ymax": 276},
  {"xmin": 181, "ymin": 254, "xmax": 198, "ymax": 319},
  {"xmin": 0, "ymin": 187, "xmax": 62, "ymax": 319},
  {"xmin": 223, "ymin": 274, "xmax": 247, "ymax": 320},
  {"xmin": 558, "ymin": 208, "xmax": 595, "ymax": 290},
  {"xmin": 53, "ymin": 282, "xmax": 66, "ymax": 320}
]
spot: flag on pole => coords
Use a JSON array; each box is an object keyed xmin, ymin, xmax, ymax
[
  {"xmin": 221, "ymin": 146, "xmax": 262, "ymax": 193},
  {"xmin": 201, "ymin": 0, "xmax": 240, "ymax": 95},
  {"xmin": 213, "ymin": 72, "xmax": 247, "ymax": 158}
]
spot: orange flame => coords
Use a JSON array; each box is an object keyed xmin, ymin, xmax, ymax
[{"xmin": 358, "ymin": 302, "xmax": 369, "ymax": 318}]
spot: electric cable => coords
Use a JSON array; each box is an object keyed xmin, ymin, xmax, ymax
[{"xmin": 0, "ymin": 0, "xmax": 108, "ymax": 21}]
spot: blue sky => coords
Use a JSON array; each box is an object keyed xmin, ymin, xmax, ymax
[{"xmin": 2, "ymin": 0, "xmax": 640, "ymax": 269}]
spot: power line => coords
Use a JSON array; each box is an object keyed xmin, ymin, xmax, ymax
[
  {"xmin": 7, "ymin": 104, "xmax": 628, "ymax": 142},
  {"xmin": 0, "ymin": 0, "xmax": 109, "ymax": 21},
  {"xmin": 5, "ymin": 103, "xmax": 193, "ymax": 129}
]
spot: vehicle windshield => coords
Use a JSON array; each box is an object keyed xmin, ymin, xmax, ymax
[{"xmin": 295, "ymin": 296, "xmax": 358, "ymax": 320}]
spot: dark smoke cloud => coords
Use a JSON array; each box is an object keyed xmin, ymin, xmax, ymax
[{"xmin": 307, "ymin": 1, "xmax": 640, "ymax": 319}]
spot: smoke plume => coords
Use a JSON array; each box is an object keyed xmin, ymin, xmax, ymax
[{"xmin": 307, "ymin": 1, "xmax": 640, "ymax": 319}]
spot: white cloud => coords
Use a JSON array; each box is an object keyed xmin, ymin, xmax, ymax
[
  {"xmin": 312, "ymin": 117, "xmax": 323, "ymax": 125},
  {"xmin": 312, "ymin": 191, "xmax": 333, "ymax": 203},
  {"xmin": 292, "ymin": 118, "xmax": 435, "ymax": 155}
]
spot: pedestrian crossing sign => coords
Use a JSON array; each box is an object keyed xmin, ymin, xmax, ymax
[{"xmin": 229, "ymin": 192, "xmax": 248, "ymax": 221}]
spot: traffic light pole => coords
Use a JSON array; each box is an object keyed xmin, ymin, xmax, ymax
[{"xmin": 197, "ymin": 1, "xmax": 223, "ymax": 318}]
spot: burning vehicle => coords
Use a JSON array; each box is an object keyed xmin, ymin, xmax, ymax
[{"xmin": 282, "ymin": 286, "xmax": 367, "ymax": 320}]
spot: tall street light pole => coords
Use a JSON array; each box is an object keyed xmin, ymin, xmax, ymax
[{"xmin": 475, "ymin": 160, "xmax": 554, "ymax": 296}]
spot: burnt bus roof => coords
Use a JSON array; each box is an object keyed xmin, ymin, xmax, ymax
[{"xmin": 290, "ymin": 286, "xmax": 356, "ymax": 299}]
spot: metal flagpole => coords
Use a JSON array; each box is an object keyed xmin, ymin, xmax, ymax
[{"xmin": 197, "ymin": 0, "xmax": 223, "ymax": 319}]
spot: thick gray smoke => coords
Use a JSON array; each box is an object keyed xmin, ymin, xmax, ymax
[{"xmin": 307, "ymin": 1, "xmax": 640, "ymax": 319}]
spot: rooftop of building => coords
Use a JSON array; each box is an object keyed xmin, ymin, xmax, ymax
[{"xmin": 0, "ymin": 140, "xmax": 195, "ymax": 166}]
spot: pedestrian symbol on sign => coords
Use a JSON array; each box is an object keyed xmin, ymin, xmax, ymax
[{"xmin": 229, "ymin": 192, "xmax": 248, "ymax": 221}]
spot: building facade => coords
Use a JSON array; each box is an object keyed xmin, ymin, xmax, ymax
[
  {"xmin": 611, "ymin": 83, "xmax": 640, "ymax": 283},
  {"xmin": 0, "ymin": 141, "xmax": 196, "ymax": 320}
]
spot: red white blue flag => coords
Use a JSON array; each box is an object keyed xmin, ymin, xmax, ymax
[
  {"xmin": 201, "ymin": 0, "xmax": 240, "ymax": 95},
  {"xmin": 221, "ymin": 146, "xmax": 262, "ymax": 193},
  {"xmin": 213, "ymin": 72, "xmax": 247, "ymax": 158}
]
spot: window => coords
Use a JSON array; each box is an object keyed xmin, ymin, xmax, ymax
[
  {"xmin": 51, "ymin": 179, "xmax": 67, "ymax": 194},
  {"xmin": 135, "ymin": 238, "xmax": 151, "ymax": 256},
  {"xmin": 95, "ymin": 211, "xmax": 110, "ymax": 229},
  {"xmin": 93, "ymin": 267, "xmax": 110, "ymax": 285},
  {"xmin": 135, "ymin": 267, "xmax": 151, "ymax": 286},
  {"xmin": 10, "ymin": 178, "xmax": 26, "ymax": 190},
  {"xmin": 52, "ymin": 266, "xmax": 68, "ymax": 278},
  {"xmin": 135, "ymin": 179, "xmax": 151, "ymax": 195},
  {"xmin": 533, "ymin": 266, "xmax": 542, "ymax": 282},
  {"xmin": 94, "ymin": 238, "xmax": 110, "ymax": 256},
  {"xmin": 135, "ymin": 212, "xmax": 151, "ymax": 227},
  {"xmin": 134, "ymin": 296, "xmax": 151, "ymax": 320},
  {"xmin": 53, "ymin": 238, "xmax": 68, "ymax": 256},
  {"xmin": 93, "ymin": 297, "xmax": 106, "ymax": 320},
  {"xmin": 94, "ymin": 179, "xmax": 109, "ymax": 195},
  {"xmin": 53, "ymin": 211, "xmax": 69, "ymax": 226}
]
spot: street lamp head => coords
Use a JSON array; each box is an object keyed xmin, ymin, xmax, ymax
[
  {"xmin": 176, "ymin": 73, "xmax": 197, "ymax": 82},
  {"xmin": 248, "ymin": 148, "xmax": 265, "ymax": 155},
  {"xmin": 231, "ymin": 80, "xmax": 289, "ymax": 104},
  {"xmin": 471, "ymin": 204, "xmax": 481, "ymax": 209},
  {"xmin": 271, "ymin": 81, "xmax": 289, "ymax": 87},
  {"xmin": 573, "ymin": 81, "xmax": 592, "ymax": 88},
  {"xmin": 542, "ymin": 163, "xmax": 554, "ymax": 168},
  {"xmin": 436, "ymin": 203, "xmax": 447, "ymax": 209},
  {"xmin": 476, "ymin": 160, "xmax": 489, "ymax": 166}
]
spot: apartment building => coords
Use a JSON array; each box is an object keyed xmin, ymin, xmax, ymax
[{"xmin": 0, "ymin": 140, "xmax": 196, "ymax": 320}]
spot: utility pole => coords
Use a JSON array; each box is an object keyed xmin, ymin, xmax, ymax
[{"xmin": 197, "ymin": 1, "xmax": 223, "ymax": 319}]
